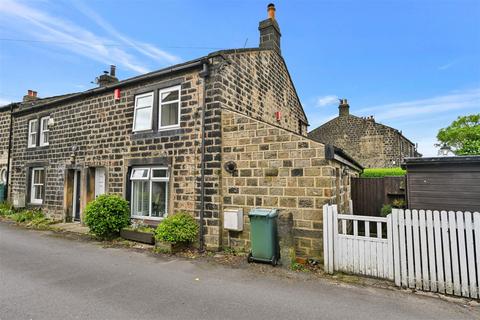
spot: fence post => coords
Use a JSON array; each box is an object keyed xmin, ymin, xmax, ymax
[
  {"xmin": 387, "ymin": 213, "xmax": 394, "ymax": 281},
  {"xmin": 392, "ymin": 209, "xmax": 401, "ymax": 286},
  {"xmin": 332, "ymin": 204, "xmax": 338, "ymax": 272},
  {"xmin": 323, "ymin": 204, "xmax": 329, "ymax": 273}
]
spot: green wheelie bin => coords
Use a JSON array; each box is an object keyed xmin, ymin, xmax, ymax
[
  {"xmin": 0, "ymin": 184, "xmax": 4, "ymax": 203},
  {"xmin": 247, "ymin": 208, "xmax": 280, "ymax": 266}
]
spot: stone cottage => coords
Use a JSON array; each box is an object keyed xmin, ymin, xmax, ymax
[
  {"xmin": 1, "ymin": 4, "xmax": 361, "ymax": 261},
  {"xmin": 0, "ymin": 104, "xmax": 12, "ymax": 189},
  {"xmin": 309, "ymin": 99, "xmax": 421, "ymax": 168}
]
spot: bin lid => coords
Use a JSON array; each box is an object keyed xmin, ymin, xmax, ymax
[{"xmin": 248, "ymin": 208, "xmax": 278, "ymax": 218}]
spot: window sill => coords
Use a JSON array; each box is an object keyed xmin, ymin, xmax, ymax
[
  {"xmin": 26, "ymin": 145, "xmax": 49, "ymax": 150},
  {"xmin": 131, "ymin": 215, "xmax": 166, "ymax": 221},
  {"xmin": 28, "ymin": 202, "xmax": 43, "ymax": 207},
  {"xmin": 131, "ymin": 128, "xmax": 184, "ymax": 140}
]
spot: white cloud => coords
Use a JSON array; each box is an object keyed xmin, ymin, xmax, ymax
[
  {"xmin": 0, "ymin": 98, "xmax": 13, "ymax": 106},
  {"xmin": 71, "ymin": 0, "xmax": 180, "ymax": 65},
  {"xmin": 0, "ymin": 0, "xmax": 181, "ymax": 74},
  {"xmin": 415, "ymin": 136, "xmax": 440, "ymax": 157},
  {"xmin": 316, "ymin": 95, "xmax": 339, "ymax": 107},
  {"xmin": 438, "ymin": 59, "xmax": 459, "ymax": 71},
  {"xmin": 357, "ymin": 88, "xmax": 480, "ymax": 122}
]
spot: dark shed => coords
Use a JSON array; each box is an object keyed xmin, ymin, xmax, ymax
[{"xmin": 402, "ymin": 156, "xmax": 480, "ymax": 212}]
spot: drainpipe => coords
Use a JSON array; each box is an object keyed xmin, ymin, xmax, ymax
[
  {"xmin": 198, "ymin": 61, "xmax": 210, "ymax": 252},
  {"xmin": 5, "ymin": 103, "xmax": 15, "ymax": 199}
]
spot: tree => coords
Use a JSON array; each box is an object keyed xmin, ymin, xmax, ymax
[{"xmin": 437, "ymin": 114, "xmax": 480, "ymax": 155}]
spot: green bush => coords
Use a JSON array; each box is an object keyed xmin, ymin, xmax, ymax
[
  {"xmin": 11, "ymin": 209, "xmax": 44, "ymax": 223},
  {"xmin": 361, "ymin": 167, "xmax": 406, "ymax": 178},
  {"xmin": 0, "ymin": 202, "xmax": 14, "ymax": 217},
  {"xmin": 392, "ymin": 199, "xmax": 406, "ymax": 209},
  {"xmin": 84, "ymin": 194, "xmax": 130, "ymax": 239},
  {"xmin": 380, "ymin": 204, "xmax": 392, "ymax": 217},
  {"xmin": 155, "ymin": 212, "xmax": 199, "ymax": 244}
]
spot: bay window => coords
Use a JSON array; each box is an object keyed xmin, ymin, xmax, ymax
[
  {"xmin": 30, "ymin": 167, "xmax": 45, "ymax": 204},
  {"xmin": 130, "ymin": 167, "xmax": 169, "ymax": 219}
]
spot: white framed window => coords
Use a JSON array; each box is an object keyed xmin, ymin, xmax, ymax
[
  {"xmin": 130, "ymin": 167, "xmax": 169, "ymax": 219},
  {"xmin": 158, "ymin": 86, "xmax": 181, "ymax": 130},
  {"xmin": 28, "ymin": 119, "xmax": 38, "ymax": 148},
  {"xmin": 30, "ymin": 167, "xmax": 45, "ymax": 204},
  {"xmin": 133, "ymin": 92, "xmax": 154, "ymax": 132},
  {"xmin": 40, "ymin": 116, "xmax": 50, "ymax": 146}
]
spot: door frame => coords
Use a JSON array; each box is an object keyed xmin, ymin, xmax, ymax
[{"xmin": 72, "ymin": 170, "xmax": 81, "ymax": 221}]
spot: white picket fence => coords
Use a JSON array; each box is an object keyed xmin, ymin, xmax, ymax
[{"xmin": 323, "ymin": 204, "xmax": 480, "ymax": 298}]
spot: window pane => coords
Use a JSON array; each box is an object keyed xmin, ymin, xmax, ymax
[
  {"xmin": 34, "ymin": 169, "xmax": 44, "ymax": 184},
  {"xmin": 34, "ymin": 185, "xmax": 43, "ymax": 200},
  {"xmin": 132, "ymin": 180, "xmax": 149, "ymax": 216},
  {"xmin": 134, "ymin": 107, "xmax": 152, "ymax": 131},
  {"xmin": 42, "ymin": 117, "xmax": 49, "ymax": 129},
  {"xmin": 30, "ymin": 120, "xmax": 37, "ymax": 132},
  {"xmin": 29, "ymin": 133, "xmax": 37, "ymax": 146},
  {"xmin": 131, "ymin": 168, "xmax": 149, "ymax": 179},
  {"xmin": 152, "ymin": 169, "xmax": 168, "ymax": 178},
  {"xmin": 151, "ymin": 181, "xmax": 167, "ymax": 218},
  {"xmin": 43, "ymin": 131, "xmax": 49, "ymax": 144},
  {"xmin": 161, "ymin": 90, "xmax": 179, "ymax": 103},
  {"xmin": 160, "ymin": 102, "xmax": 178, "ymax": 127},
  {"xmin": 136, "ymin": 94, "xmax": 153, "ymax": 108}
]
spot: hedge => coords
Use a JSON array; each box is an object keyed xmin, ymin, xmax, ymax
[{"xmin": 360, "ymin": 167, "xmax": 406, "ymax": 178}]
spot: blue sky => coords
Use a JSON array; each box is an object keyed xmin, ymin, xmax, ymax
[{"xmin": 0, "ymin": 0, "xmax": 479, "ymax": 156}]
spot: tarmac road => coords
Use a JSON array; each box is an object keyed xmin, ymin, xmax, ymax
[{"xmin": 0, "ymin": 222, "xmax": 478, "ymax": 320}]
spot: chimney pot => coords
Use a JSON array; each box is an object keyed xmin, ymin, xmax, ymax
[
  {"xmin": 23, "ymin": 89, "xmax": 39, "ymax": 102},
  {"xmin": 339, "ymin": 98, "xmax": 350, "ymax": 117},
  {"xmin": 267, "ymin": 3, "xmax": 276, "ymax": 19}
]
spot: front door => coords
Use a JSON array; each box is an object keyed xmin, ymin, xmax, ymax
[{"xmin": 72, "ymin": 170, "xmax": 81, "ymax": 221}]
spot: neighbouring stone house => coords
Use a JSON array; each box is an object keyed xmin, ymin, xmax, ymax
[
  {"xmin": 1, "ymin": 4, "xmax": 361, "ymax": 261},
  {"xmin": 309, "ymin": 99, "xmax": 421, "ymax": 168},
  {"xmin": 0, "ymin": 105, "xmax": 11, "ymax": 187}
]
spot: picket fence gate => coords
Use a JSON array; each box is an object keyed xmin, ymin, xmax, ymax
[{"xmin": 323, "ymin": 204, "xmax": 480, "ymax": 298}]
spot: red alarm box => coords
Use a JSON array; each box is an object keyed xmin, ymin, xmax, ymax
[
  {"xmin": 275, "ymin": 111, "xmax": 281, "ymax": 121},
  {"xmin": 114, "ymin": 88, "xmax": 121, "ymax": 100}
]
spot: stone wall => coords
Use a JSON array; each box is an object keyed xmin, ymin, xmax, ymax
[
  {"xmin": 309, "ymin": 115, "xmax": 418, "ymax": 168},
  {"xmin": 215, "ymin": 49, "xmax": 308, "ymax": 135},
  {"xmin": 9, "ymin": 69, "xmax": 208, "ymax": 224},
  {"xmin": 0, "ymin": 108, "xmax": 10, "ymax": 168},
  {"xmin": 221, "ymin": 109, "xmax": 356, "ymax": 260},
  {"xmin": 0, "ymin": 107, "xmax": 10, "ymax": 183}
]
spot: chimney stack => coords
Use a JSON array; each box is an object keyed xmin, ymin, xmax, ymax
[
  {"xmin": 259, "ymin": 3, "xmax": 281, "ymax": 54},
  {"xmin": 23, "ymin": 90, "xmax": 39, "ymax": 102},
  {"xmin": 110, "ymin": 65, "xmax": 116, "ymax": 77},
  {"xmin": 96, "ymin": 65, "xmax": 119, "ymax": 87},
  {"xmin": 339, "ymin": 98, "xmax": 350, "ymax": 117}
]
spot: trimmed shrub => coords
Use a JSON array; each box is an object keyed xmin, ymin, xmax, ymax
[
  {"xmin": 361, "ymin": 167, "xmax": 406, "ymax": 178},
  {"xmin": 155, "ymin": 212, "xmax": 199, "ymax": 244},
  {"xmin": 84, "ymin": 194, "xmax": 130, "ymax": 239}
]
